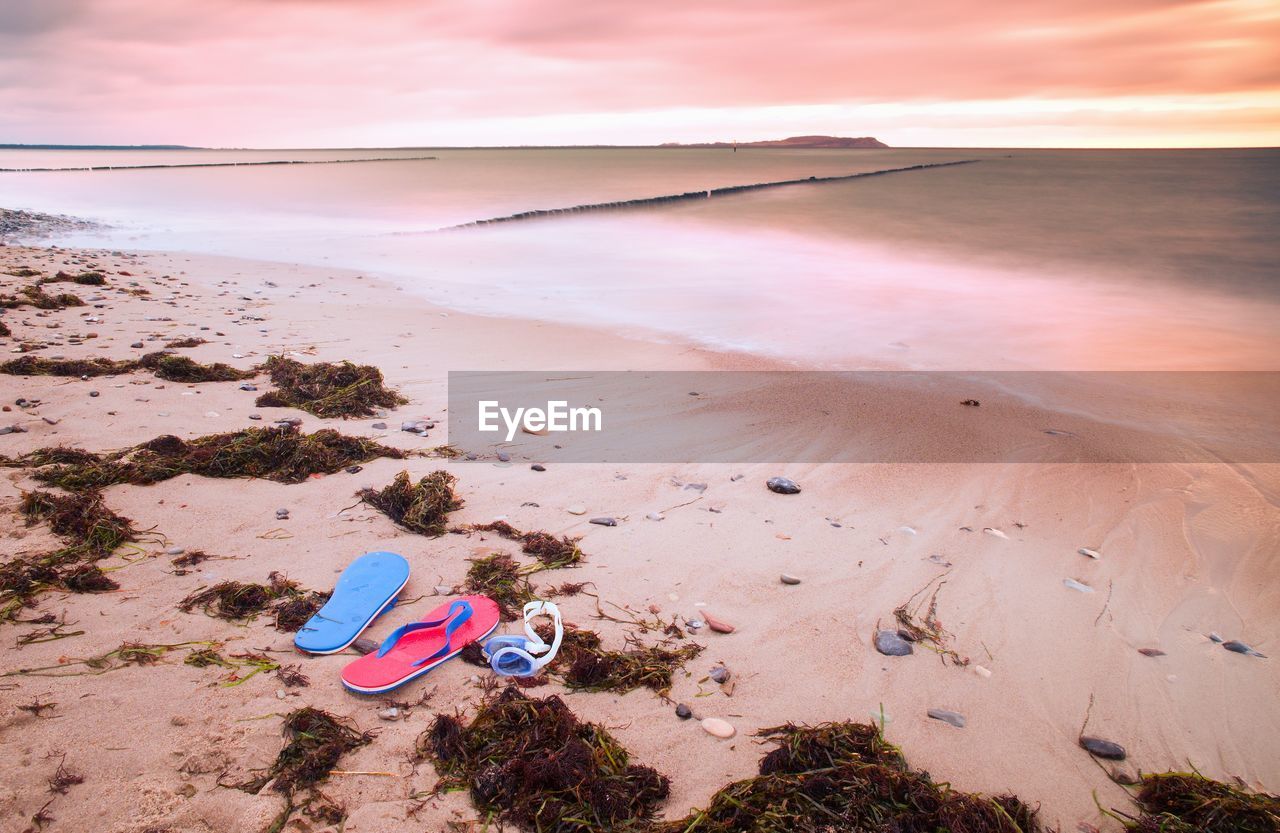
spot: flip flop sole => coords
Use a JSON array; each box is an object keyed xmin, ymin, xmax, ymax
[
  {"xmin": 296, "ymin": 572, "xmax": 409, "ymax": 656},
  {"xmin": 340, "ymin": 617, "xmax": 499, "ymax": 694},
  {"xmin": 294, "ymin": 551, "xmax": 411, "ymax": 655}
]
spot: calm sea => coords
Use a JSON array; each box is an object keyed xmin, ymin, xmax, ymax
[{"xmin": 1, "ymin": 146, "xmax": 1277, "ymax": 370}]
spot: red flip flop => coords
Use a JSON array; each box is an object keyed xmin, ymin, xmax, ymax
[{"xmin": 341, "ymin": 595, "xmax": 500, "ymax": 693}]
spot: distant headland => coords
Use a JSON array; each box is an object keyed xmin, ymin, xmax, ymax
[{"xmin": 660, "ymin": 135, "xmax": 889, "ymax": 149}]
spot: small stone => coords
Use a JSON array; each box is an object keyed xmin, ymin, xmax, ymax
[
  {"xmin": 684, "ymin": 482, "xmax": 708, "ymax": 492},
  {"xmin": 874, "ymin": 630, "xmax": 913, "ymax": 656},
  {"xmin": 567, "ymin": 505, "xmax": 587, "ymax": 515},
  {"xmin": 372, "ymin": 422, "xmax": 387, "ymax": 429},
  {"xmin": 1208, "ymin": 632, "xmax": 1224, "ymax": 643},
  {"xmin": 497, "ymin": 452, "xmax": 511, "ymax": 462},
  {"xmin": 165, "ymin": 546, "xmax": 185, "ymax": 556},
  {"xmin": 89, "ymin": 391, "xmax": 99, "ymax": 397},
  {"xmin": 276, "ymin": 417, "xmax": 302, "ymax": 427},
  {"xmin": 780, "ymin": 573, "xmax": 802, "ymax": 585},
  {"xmin": 700, "ymin": 717, "xmax": 735, "ymax": 739},
  {"xmin": 766, "ymin": 476, "xmax": 801, "ymax": 495},
  {"xmin": 378, "ymin": 707, "xmax": 401, "ymax": 721},
  {"xmin": 1063, "ymin": 578, "xmax": 1094, "ymax": 593},
  {"xmin": 131, "ymin": 341, "xmax": 144, "ymax": 348},
  {"xmin": 1110, "ymin": 766, "xmax": 1139, "ymax": 786},
  {"xmin": 433, "ymin": 585, "xmax": 453, "ymax": 595},
  {"xmin": 984, "ymin": 527, "xmax": 1009, "ymax": 539},
  {"xmin": 703, "ymin": 613, "xmax": 735, "ymax": 634},
  {"xmin": 352, "ymin": 637, "xmax": 378, "ymax": 655},
  {"xmin": 1078, "ymin": 547, "xmax": 1101, "ymax": 559},
  {"xmin": 276, "ymin": 689, "xmax": 287, "ymax": 700},
  {"xmin": 927, "ymin": 708, "xmax": 966, "ymax": 728},
  {"xmin": 531, "ymin": 464, "xmax": 546, "ymax": 472},
  {"xmin": 961, "ymin": 399, "xmax": 980, "ymax": 406},
  {"xmin": 646, "ymin": 512, "xmax": 664, "ymax": 521},
  {"xmin": 1223, "ymin": 640, "xmax": 1266, "ymax": 657},
  {"xmin": 730, "ymin": 474, "xmax": 744, "ymax": 482},
  {"xmin": 1079, "ymin": 736, "xmax": 1126, "ymax": 760},
  {"xmin": 589, "ymin": 517, "xmax": 617, "ymax": 527},
  {"xmin": 675, "ymin": 703, "xmax": 692, "ymax": 720},
  {"xmin": 176, "ymin": 783, "xmax": 197, "ymax": 798},
  {"xmin": 248, "ymin": 414, "xmax": 262, "ymax": 420},
  {"xmin": 239, "ymin": 383, "xmax": 257, "ymax": 391},
  {"xmin": 1138, "ymin": 648, "xmax": 1166, "ymax": 657},
  {"xmin": 973, "ymin": 664, "xmax": 992, "ymax": 678},
  {"xmin": 687, "ymin": 619, "xmax": 704, "ymax": 630},
  {"xmin": 276, "ymin": 509, "xmax": 290, "ymax": 519},
  {"xmin": 709, "ymin": 666, "xmax": 731, "ymax": 684},
  {"xmin": 346, "ymin": 465, "xmax": 362, "ymax": 474}
]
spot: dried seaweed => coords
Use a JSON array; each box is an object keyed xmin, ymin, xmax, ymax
[
  {"xmin": 658, "ymin": 722, "xmax": 1041, "ymax": 833},
  {"xmin": 892, "ymin": 576, "xmax": 969, "ymax": 667},
  {"xmin": 239, "ymin": 707, "xmax": 373, "ymax": 796},
  {"xmin": 422, "ymin": 687, "xmax": 669, "ymax": 832},
  {"xmin": 457, "ymin": 521, "xmax": 586, "ymax": 569},
  {"xmin": 40, "ymin": 270, "xmax": 105, "ymax": 286},
  {"xmin": 255, "ymin": 355, "xmax": 407, "ymax": 418},
  {"xmin": 464, "ymin": 554, "xmax": 536, "ymax": 620},
  {"xmin": 0, "ymin": 285, "xmax": 85, "ymax": 310},
  {"xmin": 0, "ymin": 351, "xmax": 252, "ymax": 382},
  {"xmin": 552, "ymin": 624, "xmax": 702, "ymax": 695},
  {"xmin": 22, "ymin": 425, "xmax": 404, "ymax": 491},
  {"xmin": 179, "ymin": 571, "xmax": 328, "ymax": 631},
  {"xmin": 163, "ymin": 336, "xmax": 208, "ymax": 348},
  {"xmin": 360, "ymin": 470, "xmax": 462, "ymax": 536},
  {"xmin": 2, "ymin": 641, "xmax": 213, "ymax": 677},
  {"xmin": 1119, "ymin": 772, "xmax": 1279, "ymax": 833}
]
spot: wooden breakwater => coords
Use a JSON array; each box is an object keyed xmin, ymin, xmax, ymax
[
  {"xmin": 0, "ymin": 156, "xmax": 437, "ymax": 172},
  {"xmin": 447, "ymin": 159, "xmax": 979, "ymax": 229}
]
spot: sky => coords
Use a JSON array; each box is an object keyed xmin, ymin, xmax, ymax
[{"xmin": 1, "ymin": 0, "xmax": 1277, "ymax": 148}]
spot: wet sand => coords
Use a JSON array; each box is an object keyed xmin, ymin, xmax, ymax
[{"xmin": 0, "ymin": 244, "xmax": 1277, "ymax": 832}]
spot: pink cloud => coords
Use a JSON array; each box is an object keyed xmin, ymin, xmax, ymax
[{"xmin": 0, "ymin": 0, "xmax": 1276, "ymax": 145}]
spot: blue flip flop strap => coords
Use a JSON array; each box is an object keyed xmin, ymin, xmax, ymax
[{"xmin": 376, "ymin": 600, "xmax": 473, "ymax": 666}]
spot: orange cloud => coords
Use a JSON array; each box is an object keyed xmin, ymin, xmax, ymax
[{"xmin": 1, "ymin": 0, "xmax": 1276, "ymax": 146}]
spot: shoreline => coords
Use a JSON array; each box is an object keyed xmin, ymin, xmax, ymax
[{"xmin": 1, "ymin": 242, "xmax": 1277, "ymax": 832}]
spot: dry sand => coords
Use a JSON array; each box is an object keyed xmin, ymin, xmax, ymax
[{"xmin": 0, "ymin": 244, "xmax": 1277, "ymax": 832}]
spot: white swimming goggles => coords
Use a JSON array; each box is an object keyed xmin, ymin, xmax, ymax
[{"xmin": 481, "ymin": 600, "xmax": 563, "ymax": 677}]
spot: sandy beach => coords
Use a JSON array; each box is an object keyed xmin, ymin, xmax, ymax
[{"xmin": 0, "ymin": 242, "xmax": 1276, "ymax": 832}]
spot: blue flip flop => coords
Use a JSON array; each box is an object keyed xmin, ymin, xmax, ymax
[{"xmin": 294, "ymin": 551, "xmax": 410, "ymax": 654}]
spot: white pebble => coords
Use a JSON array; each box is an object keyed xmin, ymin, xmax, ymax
[{"xmin": 701, "ymin": 717, "xmax": 735, "ymax": 738}]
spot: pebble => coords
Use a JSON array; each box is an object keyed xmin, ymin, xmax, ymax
[
  {"xmin": 371, "ymin": 422, "xmax": 387, "ymax": 429},
  {"xmin": 346, "ymin": 465, "xmax": 363, "ymax": 474},
  {"xmin": 700, "ymin": 717, "xmax": 735, "ymax": 739},
  {"xmin": 1138, "ymin": 648, "xmax": 1166, "ymax": 657},
  {"xmin": 352, "ymin": 637, "xmax": 378, "ymax": 655},
  {"xmin": 1223, "ymin": 640, "xmax": 1266, "ymax": 657},
  {"xmin": 675, "ymin": 703, "xmax": 692, "ymax": 720},
  {"xmin": 687, "ymin": 619, "xmax": 704, "ymax": 630},
  {"xmin": 531, "ymin": 464, "xmax": 545, "ymax": 472},
  {"xmin": 276, "ymin": 508, "xmax": 290, "ymax": 520},
  {"xmin": 276, "ymin": 689, "xmax": 287, "ymax": 700},
  {"xmin": 589, "ymin": 517, "xmax": 617, "ymax": 527},
  {"xmin": 248, "ymin": 414, "xmax": 262, "ymax": 420},
  {"xmin": 983, "ymin": 527, "xmax": 1009, "ymax": 539},
  {"xmin": 766, "ymin": 476, "xmax": 801, "ymax": 495},
  {"xmin": 730, "ymin": 474, "xmax": 744, "ymax": 482},
  {"xmin": 703, "ymin": 613, "xmax": 736, "ymax": 634},
  {"xmin": 89, "ymin": 391, "xmax": 99, "ymax": 397},
  {"xmin": 130, "ymin": 341, "xmax": 143, "ymax": 348},
  {"xmin": 874, "ymin": 629, "xmax": 913, "ymax": 656},
  {"xmin": 1078, "ymin": 547, "xmax": 1101, "ymax": 559},
  {"xmin": 973, "ymin": 664, "xmax": 992, "ymax": 678},
  {"xmin": 276, "ymin": 417, "xmax": 302, "ymax": 427},
  {"xmin": 239, "ymin": 383, "xmax": 257, "ymax": 391},
  {"xmin": 927, "ymin": 708, "xmax": 966, "ymax": 728},
  {"xmin": 780, "ymin": 573, "xmax": 802, "ymax": 585},
  {"xmin": 1063, "ymin": 578, "xmax": 1094, "ymax": 593},
  {"xmin": 709, "ymin": 666, "xmax": 731, "ymax": 684},
  {"xmin": 497, "ymin": 452, "xmax": 511, "ymax": 462},
  {"xmin": 566, "ymin": 505, "xmax": 587, "ymax": 515},
  {"xmin": 378, "ymin": 707, "xmax": 402, "ymax": 721},
  {"xmin": 433, "ymin": 585, "xmax": 453, "ymax": 595},
  {"xmin": 646, "ymin": 512, "xmax": 664, "ymax": 521},
  {"xmin": 165, "ymin": 546, "xmax": 185, "ymax": 556},
  {"xmin": 1208, "ymin": 632, "xmax": 1224, "ymax": 643},
  {"xmin": 1079, "ymin": 736, "xmax": 1126, "ymax": 760}
]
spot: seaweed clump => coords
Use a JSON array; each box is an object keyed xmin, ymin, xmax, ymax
[
  {"xmin": 238, "ymin": 707, "xmax": 371, "ymax": 828},
  {"xmin": 0, "ymin": 351, "xmax": 253, "ymax": 382},
  {"xmin": 459, "ymin": 521, "xmax": 586, "ymax": 569},
  {"xmin": 552, "ymin": 624, "xmax": 702, "ymax": 695},
  {"xmin": 359, "ymin": 470, "xmax": 462, "ymax": 536},
  {"xmin": 464, "ymin": 553, "xmax": 535, "ymax": 620},
  {"xmin": 0, "ymin": 285, "xmax": 85, "ymax": 310},
  {"xmin": 41, "ymin": 270, "xmax": 106, "ymax": 286},
  {"xmin": 1, "ymin": 490, "xmax": 140, "ymax": 619},
  {"xmin": 163, "ymin": 336, "xmax": 207, "ymax": 348},
  {"xmin": 179, "ymin": 571, "xmax": 328, "ymax": 631},
  {"xmin": 19, "ymin": 425, "xmax": 405, "ymax": 491},
  {"xmin": 422, "ymin": 687, "xmax": 669, "ymax": 832},
  {"xmin": 657, "ymin": 722, "xmax": 1041, "ymax": 833},
  {"xmin": 1122, "ymin": 773, "xmax": 1279, "ymax": 833},
  {"xmin": 255, "ymin": 355, "xmax": 407, "ymax": 418}
]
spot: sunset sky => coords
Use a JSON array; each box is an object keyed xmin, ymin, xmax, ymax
[{"xmin": 2, "ymin": 0, "xmax": 1278, "ymax": 148}]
